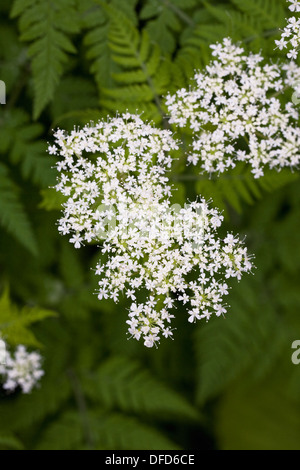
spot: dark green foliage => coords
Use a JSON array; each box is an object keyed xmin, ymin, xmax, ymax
[
  {"xmin": 11, "ymin": 0, "xmax": 80, "ymax": 119},
  {"xmin": 0, "ymin": 0, "xmax": 300, "ymax": 451},
  {"xmin": 82, "ymin": 355, "xmax": 200, "ymax": 421},
  {"xmin": 0, "ymin": 162, "xmax": 38, "ymax": 255}
]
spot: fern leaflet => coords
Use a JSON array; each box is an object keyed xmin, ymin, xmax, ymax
[
  {"xmin": 11, "ymin": 0, "xmax": 80, "ymax": 119},
  {"xmin": 0, "ymin": 163, "xmax": 38, "ymax": 255}
]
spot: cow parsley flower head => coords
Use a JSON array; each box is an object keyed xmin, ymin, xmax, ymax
[
  {"xmin": 95, "ymin": 198, "xmax": 253, "ymax": 347},
  {"xmin": 0, "ymin": 345, "xmax": 44, "ymax": 394},
  {"xmin": 51, "ymin": 113, "xmax": 178, "ymax": 248},
  {"xmin": 166, "ymin": 37, "xmax": 300, "ymax": 178},
  {"xmin": 52, "ymin": 113, "xmax": 253, "ymax": 348},
  {"xmin": 275, "ymin": 1, "xmax": 300, "ymax": 59}
]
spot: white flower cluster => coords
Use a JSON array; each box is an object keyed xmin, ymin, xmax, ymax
[
  {"xmin": 51, "ymin": 114, "xmax": 253, "ymax": 348},
  {"xmin": 275, "ymin": 0, "xmax": 300, "ymax": 60},
  {"xmin": 166, "ymin": 38, "xmax": 300, "ymax": 178},
  {"xmin": 0, "ymin": 345, "xmax": 44, "ymax": 394},
  {"xmin": 96, "ymin": 200, "xmax": 252, "ymax": 347},
  {"xmin": 50, "ymin": 114, "xmax": 177, "ymax": 247}
]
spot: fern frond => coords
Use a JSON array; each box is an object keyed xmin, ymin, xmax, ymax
[
  {"xmin": 181, "ymin": 22, "xmax": 228, "ymax": 46},
  {"xmin": 35, "ymin": 409, "xmax": 181, "ymax": 450},
  {"xmin": 0, "ymin": 163, "xmax": 38, "ymax": 255},
  {"xmin": 194, "ymin": 275, "xmax": 287, "ymax": 405},
  {"xmin": 0, "ymin": 110, "xmax": 54, "ymax": 187},
  {"xmin": 140, "ymin": 0, "xmax": 182, "ymax": 54},
  {"xmin": 229, "ymin": 0, "xmax": 286, "ymax": 30},
  {"xmin": 195, "ymin": 166, "xmax": 299, "ymax": 215},
  {"xmin": 175, "ymin": 16, "xmax": 227, "ymax": 86},
  {"xmin": 93, "ymin": 3, "xmax": 171, "ymax": 123},
  {"xmin": 34, "ymin": 411, "xmax": 83, "ymax": 450},
  {"xmin": 49, "ymin": 76, "xmax": 98, "ymax": 130},
  {"xmin": 81, "ymin": 0, "xmax": 138, "ymax": 88},
  {"xmin": 82, "ymin": 355, "xmax": 200, "ymax": 422},
  {"xmin": 0, "ymin": 23, "xmax": 26, "ymax": 95},
  {"xmin": 11, "ymin": 0, "xmax": 80, "ymax": 119},
  {"xmin": 179, "ymin": 0, "xmax": 286, "ymax": 60},
  {"xmin": 0, "ymin": 369, "xmax": 71, "ymax": 434},
  {"xmin": 83, "ymin": 11, "xmax": 116, "ymax": 88},
  {"xmin": 93, "ymin": 411, "xmax": 181, "ymax": 450}
]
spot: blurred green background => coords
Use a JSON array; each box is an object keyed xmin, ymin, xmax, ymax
[{"xmin": 1, "ymin": 0, "xmax": 300, "ymax": 450}]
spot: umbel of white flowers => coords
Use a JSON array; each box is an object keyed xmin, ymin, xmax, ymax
[
  {"xmin": 0, "ymin": 345, "xmax": 44, "ymax": 394},
  {"xmin": 50, "ymin": 114, "xmax": 253, "ymax": 348},
  {"xmin": 276, "ymin": 0, "xmax": 300, "ymax": 60},
  {"xmin": 166, "ymin": 37, "xmax": 300, "ymax": 178}
]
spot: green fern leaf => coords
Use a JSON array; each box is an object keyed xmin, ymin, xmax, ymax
[
  {"xmin": 195, "ymin": 166, "xmax": 299, "ymax": 215},
  {"xmin": 0, "ymin": 163, "xmax": 38, "ymax": 255},
  {"xmin": 11, "ymin": 0, "xmax": 80, "ymax": 119},
  {"xmin": 83, "ymin": 14, "xmax": 117, "ymax": 88},
  {"xmin": 35, "ymin": 409, "xmax": 181, "ymax": 450},
  {"xmin": 0, "ymin": 371, "xmax": 71, "ymax": 434},
  {"xmin": 93, "ymin": 411, "xmax": 181, "ymax": 450},
  {"xmin": 0, "ymin": 110, "xmax": 55, "ymax": 187},
  {"xmin": 34, "ymin": 411, "xmax": 83, "ymax": 450},
  {"xmin": 96, "ymin": 3, "xmax": 171, "ymax": 123},
  {"xmin": 82, "ymin": 355, "xmax": 200, "ymax": 422},
  {"xmin": 140, "ymin": 0, "xmax": 181, "ymax": 55},
  {"xmin": 49, "ymin": 76, "xmax": 98, "ymax": 129},
  {"xmin": 194, "ymin": 275, "xmax": 287, "ymax": 405},
  {"xmin": 0, "ymin": 23, "xmax": 27, "ymax": 96},
  {"xmin": 182, "ymin": 22, "xmax": 228, "ymax": 47},
  {"xmin": 229, "ymin": 0, "xmax": 286, "ymax": 29},
  {"xmin": 81, "ymin": 0, "xmax": 138, "ymax": 88}
]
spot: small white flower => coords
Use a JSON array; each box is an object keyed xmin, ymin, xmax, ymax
[
  {"xmin": 48, "ymin": 145, "xmax": 57, "ymax": 155},
  {"xmin": 289, "ymin": 0, "xmax": 300, "ymax": 12},
  {"xmin": 69, "ymin": 233, "xmax": 83, "ymax": 249},
  {"xmin": 188, "ymin": 309, "xmax": 201, "ymax": 323}
]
